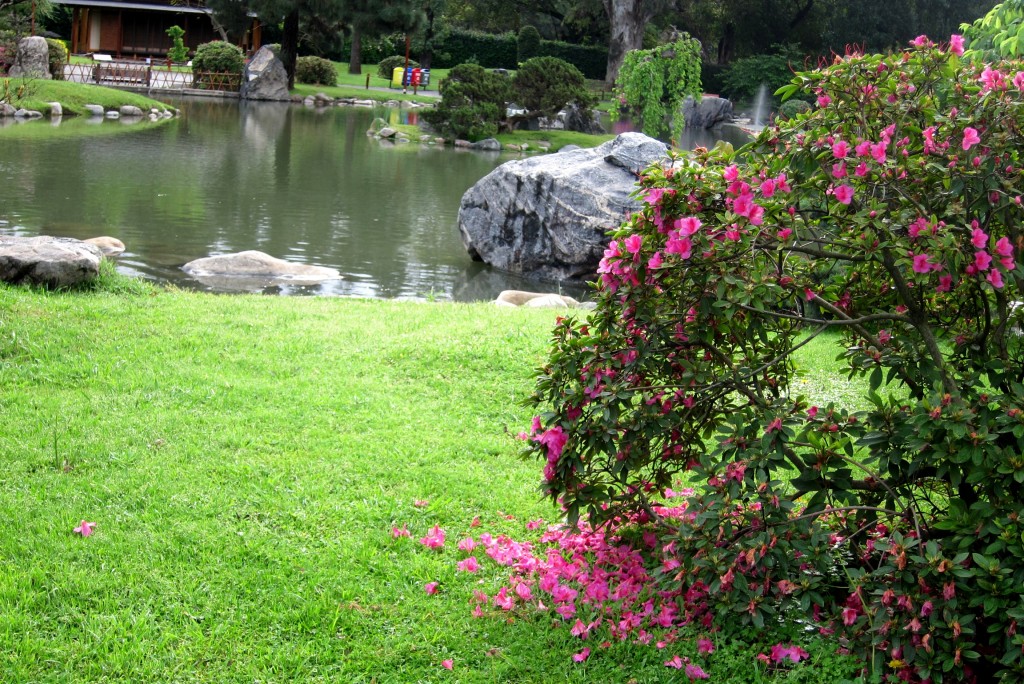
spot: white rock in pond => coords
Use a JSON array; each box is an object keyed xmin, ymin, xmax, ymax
[
  {"xmin": 85, "ymin": 104, "xmax": 105, "ymax": 116},
  {"xmin": 84, "ymin": 236, "xmax": 126, "ymax": 257},
  {"xmin": 48, "ymin": 102, "xmax": 62, "ymax": 117},
  {"xmin": 119, "ymin": 105, "xmax": 143, "ymax": 117},
  {"xmin": 105, "ymin": 111, "xmax": 120, "ymax": 119},
  {"xmin": 377, "ymin": 127, "xmax": 397, "ymax": 138},
  {"xmin": 182, "ymin": 250, "xmax": 342, "ymax": 290},
  {"xmin": 494, "ymin": 290, "xmax": 582, "ymax": 309}
]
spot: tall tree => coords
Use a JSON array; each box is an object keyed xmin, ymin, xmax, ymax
[{"xmin": 345, "ymin": 0, "xmax": 424, "ymax": 74}]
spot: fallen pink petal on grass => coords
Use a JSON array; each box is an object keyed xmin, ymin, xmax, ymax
[
  {"xmin": 391, "ymin": 524, "xmax": 410, "ymax": 538},
  {"xmin": 419, "ymin": 525, "xmax": 446, "ymax": 548},
  {"xmin": 413, "ymin": 499, "xmax": 429, "ymax": 508},
  {"xmin": 424, "ymin": 582, "xmax": 439, "ymax": 595},
  {"xmin": 73, "ymin": 521, "xmax": 96, "ymax": 537},
  {"xmin": 572, "ymin": 647, "xmax": 591, "ymax": 662},
  {"xmin": 441, "ymin": 659, "xmax": 453, "ymax": 670},
  {"xmin": 665, "ymin": 655, "xmax": 684, "ymax": 669}
]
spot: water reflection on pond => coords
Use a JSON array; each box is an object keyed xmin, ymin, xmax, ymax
[{"xmin": 0, "ymin": 98, "xmax": 744, "ymax": 301}]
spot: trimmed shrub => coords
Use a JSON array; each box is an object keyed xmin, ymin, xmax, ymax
[
  {"xmin": 512, "ymin": 56, "xmax": 592, "ymax": 118},
  {"xmin": 295, "ymin": 55, "xmax": 337, "ymax": 86},
  {"xmin": 377, "ymin": 55, "xmax": 419, "ymax": 81},
  {"xmin": 191, "ymin": 41, "xmax": 244, "ymax": 89},
  {"xmin": 537, "ymin": 39, "xmax": 607, "ymax": 80},
  {"xmin": 166, "ymin": 25, "xmax": 189, "ymax": 63},
  {"xmin": 430, "ymin": 29, "xmax": 517, "ymax": 69},
  {"xmin": 46, "ymin": 38, "xmax": 68, "ymax": 80},
  {"xmin": 776, "ymin": 97, "xmax": 811, "ymax": 120},
  {"xmin": 517, "ymin": 25, "xmax": 541, "ymax": 63},
  {"xmin": 422, "ymin": 63, "xmax": 511, "ymax": 140}
]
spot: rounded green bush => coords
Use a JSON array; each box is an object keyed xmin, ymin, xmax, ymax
[
  {"xmin": 295, "ymin": 55, "xmax": 337, "ymax": 86},
  {"xmin": 516, "ymin": 25, "xmax": 541, "ymax": 63},
  {"xmin": 776, "ymin": 98, "xmax": 811, "ymax": 120},
  {"xmin": 377, "ymin": 55, "xmax": 419, "ymax": 81},
  {"xmin": 46, "ymin": 38, "xmax": 68, "ymax": 80},
  {"xmin": 192, "ymin": 41, "xmax": 244, "ymax": 75}
]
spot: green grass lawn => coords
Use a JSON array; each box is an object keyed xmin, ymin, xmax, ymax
[
  {"xmin": 0, "ymin": 272, "xmax": 861, "ymax": 682},
  {"xmin": 2, "ymin": 79, "xmax": 174, "ymax": 117}
]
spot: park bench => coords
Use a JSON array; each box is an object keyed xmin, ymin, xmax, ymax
[{"xmin": 92, "ymin": 56, "xmax": 150, "ymax": 86}]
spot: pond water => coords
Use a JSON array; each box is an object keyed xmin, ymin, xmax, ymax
[{"xmin": 0, "ymin": 98, "xmax": 745, "ymax": 301}]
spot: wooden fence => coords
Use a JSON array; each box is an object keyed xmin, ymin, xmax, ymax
[{"xmin": 59, "ymin": 62, "xmax": 241, "ymax": 93}]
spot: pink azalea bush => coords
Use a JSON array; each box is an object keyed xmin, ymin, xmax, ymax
[{"xmin": 523, "ymin": 38, "xmax": 1024, "ymax": 682}]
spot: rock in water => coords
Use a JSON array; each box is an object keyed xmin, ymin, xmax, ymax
[
  {"xmin": 240, "ymin": 46, "xmax": 290, "ymax": 101},
  {"xmin": 0, "ymin": 236, "xmax": 102, "ymax": 287},
  {"xmin": 84, "ymin": 236, "xmax": 126, "ymax": 256},
  {"xmin": 8, "ymin": 37, "xmax": 51, "ymax": 80},
  {"xmin": 457, "ymin": 132, "xmax": 669, "ymax": 280},
  {"xmin": 681, "ymin": 95, "xmax": 734, "ymax": 129},
  {"xmin": 182, "ymin": 250, "xmax": 341, "ymax": 290}
]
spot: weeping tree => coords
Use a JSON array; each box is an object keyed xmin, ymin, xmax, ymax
[{"xmin": 614, "ymin": 34, "xmax": 702, "ymax": 142}]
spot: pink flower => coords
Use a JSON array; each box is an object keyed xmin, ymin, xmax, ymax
[
  {"xmin": 723, "ymin": 165, "xmax": 739, "ymax": 181},
  {"xmin": 420, "ymin": 525, "xmax": 446, "ymax": 549},
  {"xmin": 441, "ymin": 659, "xmax": 454, "ymax": 670},
  {"xmin": 833, "ymin": 185, "xmax": 854, "ymax": 205},
  {"xmin": 972, "ymin": 227, "xmax": 989, "ymax": 248},
  {"xmin": 493, "ymin": 587, "xmax": 515, "ymax": 610},
  {"xmin": 424, "ymin": 582, "xmax": 439, "ymax": 595},
  {"xmin": 624, "ymin": 234, "xmax": 643, "ymax": 255},
  {"xmin": 996, "ymin": 236, "xmax": 1014, "ymax": 257},
  {"xmin": 572, "ymin": 647, "xmax": 591, "ymax": 663},
  {"xmin": 675, "ymin": 216, "xmax": 702, "ymax": 236},
  {"xmin": 962, "ymin": 127, "xmax": 981, "ymax": 150},
  {"xmin": 777, "ymin": 228, "xmax": 792, "ymax": 240},
  {"xmin": 855, "ymin": 162, "xmax": 869, "ymax": 177},
  {"xmin": 832, "ymin": 140, "xmax": 849, "ymax": 158},
  {"xmin": 975, "ymin": 250, "xmax": 993, "ymax": 271},
  {"xmin": 391, "ymin": 524, "xmax": 411, "ymax": 538},
  {"xmin": 832, "ymin": 162, "xmax": 847, "ymax": 178},
  {"xmin": 686, "ymin": 663, "xmax": 710, "ymax": 680},
  {"xmin": 73, "ymin": 520, "xmax": 96, "ymax": 537},
  {"xmin": 760, "ymin": 178, "xmax": 777, "ymax": 197},
  {"xmin": 470, "ymin": 515, "xmax": 481, "ymax": 527},
  {"xmin": 937, "ymin": 274, "xmax": 953, "ymax": 292},
  {"xmin": 842, "ymin": 607, "xmax": 859, "ymax": 625},
  {"xmin": 457, "ymin": 556, "xmax": 480, "ymax": 572},
  {"xmin": 413, "ymin": 499, "xmax": 429, "ymax": 507},
  {"xmin": 911, "ymin": 34, "xmax": 929, "ymax": 47},
  {"xmin": 647, "ymin": 251, "xmax": 663, "ymax": 269},
  {"xmin": 765, "ymin": 417, "xmax": 783, "ymax": 434},
  {"xmin": 536, "ymin": 425, "xmax": 568, "ymax": 461},
  {"xmin": 457, "ymin": 537, "xmax": 477, "ymax": 552},
  {"xmin": 988, "ymin": 269, "xmax": 1005, "ymax": 288},
  {"xmin": 665, "ymin": 655, "xmax": 684, "ymax": 669},
  {"xmin": 878, "ymin": 330, "xmax": 892, "ymax": 344},
  {"xmin": 807, "ymin": 406, "xmax": 819, "ymax": 418},
  {"xmin": 697, "ymin": 637, "xmax": 715, "ymax": 654},
  {"xmin": 912, "ymin": 253, "xmax": 931, "ymax": 274},
  {"xmin": 665, "ymin": 236, "xmax": 693, "ymax": 259},
  {"xmin": 870, "ymin": 141, "xmax": 887, "ymax": 164},
  {"xmin": 770, "ymin": 644, "xmax": 810, "ymax": 663},
  {"xmin": 1015, "ymin": 72, "xmax": 1024, "ymax": 91},
  {"xmin": 817, "ymin": 94, "xmax": 831, "ymax": 107},
  {"xmin": 949, "ymin": 34, "xmax": 965, "ymax": 55}
]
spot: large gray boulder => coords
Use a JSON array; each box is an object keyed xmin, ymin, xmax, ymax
[
  {"xmin": 0, "ymin": 236, "xmax": 102, "ymax": 287},
  {"xmin": 182, "ymin": 250, "xmax": 341, "ymax": 290},
  {"xmin": 8, "ymin": 37, "xmax": 51, "ymax": 80},
  {"xmin": 240, "ymin": 46, "xmax": 290, "ymax": 101},
  {"xmin": 559, "ymin": 103, "xmax": 605, "ymax": 134},
  {"xmin": 682, "ymin": 95, "xmax": 734, "ymax": 129},
  {"xmin": 458, "ymin": 132, "xmax": 669, "ymax": 280}
]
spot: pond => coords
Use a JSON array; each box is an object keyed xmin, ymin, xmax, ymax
[{"xmin": 0, "ymin": 98, "xmax": 746, "ymax": 301}]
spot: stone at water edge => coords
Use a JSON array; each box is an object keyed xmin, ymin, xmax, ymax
[
  {"xmin": 8, "ymin": 36, "xmax": 50, "ymax": 80},
  {"xmin": 48, "ymin": 102, "xmax": 63, "ymax": 118},
  {"xmin": 458, "ymin": 132, "xmax": 670, "ymax": 281},
  {"xmin": 240, "ymin": 46, "xmax": 290, "ymax": 102},
  {"xmin": 84, "ymin": 104, "xmax": 105, "ymax": 117},
  {"xmin": 182, "ymin": 250, "xmax": 341, "ymax": 283},
  {"xmin": 494, "ymin": 290, "xmax": 583, "ymax": 309},
  {"xmin": 0, "ymin": 236, "xmax": 102, "ymax": 288},
  {"xmin": 119, "ymin": 105, "xmax": 144, "ymax": 117},
  {"xmin": 681, "ymin": 95, "xmax": 734, "ymax": 129},
  {"xmin": 84, "ymin": 236, "xmax": 126, "ymax": 257}
]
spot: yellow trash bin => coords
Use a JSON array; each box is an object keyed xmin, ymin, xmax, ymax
[{"xmin": 391, "ymin": 67, "xmax": 405, "ymax": 88}]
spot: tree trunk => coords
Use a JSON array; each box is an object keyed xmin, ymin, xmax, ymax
[
  {"xmin": 603, "ymin": 0, "xmax": 649, "ymax": 83},
  {"xmin": 281, "ymin": 8, "xmax": 299, "ymax": 90},
  {"xmin": 419, "ymin": 5, "xmax": 435, "ymax": 69},
  {"xmin": 348, "ymin": 26, "xmax": 362, "ymax": 75}
]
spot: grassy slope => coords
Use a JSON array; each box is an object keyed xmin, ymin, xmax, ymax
[
  {"xmin": 3, "ymin": 80, "xmax": 175, "ymax": 117},
  {"xmin": 0, "ymin": 275, "xmax": 858, "ymax": 683}
]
